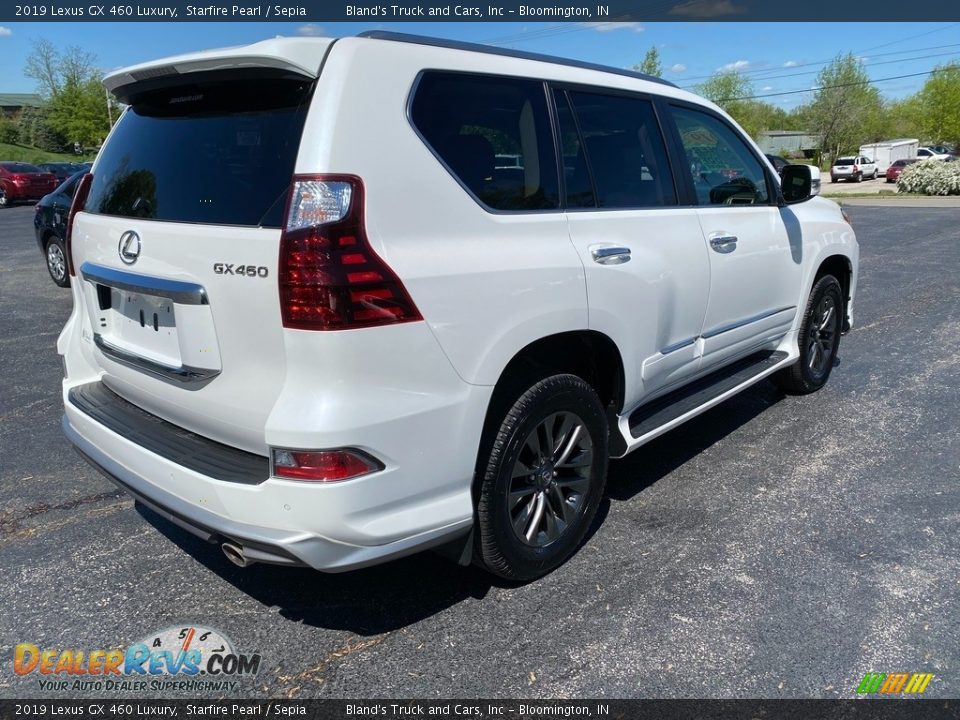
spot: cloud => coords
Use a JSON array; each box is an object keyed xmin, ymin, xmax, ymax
[
  {"xmin": 0, "ymin": 26, "xmax": 12, "ymax": 37},
  {"xmin": 296, "ymin": 24, "xmax": 326, "ymax": 36},
  {"xmin": 670, "ymin": 63, "xmax": 687, "ymax": 73},
  {"xmin": 669, "ymin": 0, "xmax": 746, "ymax": 17},
  {"xmin": 762, "ymin": 86, "xmax": 774, "ymax": 91},
  {"xmin": 718, "ymin": 59, "xmax": 751, "ymax": 72},
  {"xmin": 783, "ymin": 60, "xmax": 799, "ymax": 67},
  {"xmin": 580, "ymin": 22, "xmax": 644, "ymax": 32}
]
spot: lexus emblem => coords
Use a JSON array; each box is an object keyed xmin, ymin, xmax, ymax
[{"xmin": 118, "ymin": 230, "xmax": 141, "ymax": 265}]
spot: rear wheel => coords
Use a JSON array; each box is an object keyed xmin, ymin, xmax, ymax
[
  {"xmin": 855, "ymin": 172, "xmax": 862, "ymax": 183},
  {"xmin": 45, "ymin": 237, "xmax": 70, "ymax": 287},
  {"xmin": 475, "ymin": 374, "xmax": 608, "ymax": 581},
  {"xmin": 773, "ymin": 274, "xmax": 843, "ymax": 394}
]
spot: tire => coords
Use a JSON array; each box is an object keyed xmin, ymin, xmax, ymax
[
  {"xmin": 855, "ymin": 172, "xmax": 862, "ymax": 183},
  {"xmin": 475, "ymin": 374, "xmax": 609, "ymax": 581},
  {"xmin": 0, "ymin": 193, "xmax": 7, "ymax": 208},
  {"xmin": 773, "ymin": 274, "xmax": 843, "ymax": 394},
  {"xmin": 45, "ymin": 237, "xmax": 70, "ymax": 287},
  {"xmin": 830, "ymin": 176, "xmax": 837, "ymax": 183}
]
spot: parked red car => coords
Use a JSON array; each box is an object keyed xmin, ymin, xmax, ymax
[
  {"xmin": 886, "ymin": 158, "xmax": 919, "ymax": 183},
  {"xmin": 0, "ymin": 162, "xmax": 59, "ymax": 205}
]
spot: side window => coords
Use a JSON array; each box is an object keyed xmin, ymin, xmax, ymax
[
  {"xmin": 553, "ymin": 90, "xmax": 596, "ymax": 208},
  {"xmin": 567, "ymin": 91, "xmax": 676, "ymax": 208},
  {"xmin": 671, "ymin": 106, "xmax": 770, "ymax": 206},
  {"xmin": 61, "ymin": 175, "xmax": 81, "ymax": 199},
  {"xmin": 410, "ymin": 72, "xmax": 559, "ymax": 211}
]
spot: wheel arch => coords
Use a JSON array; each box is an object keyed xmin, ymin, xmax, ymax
[
  {"xmin": 472, "ymin": 329, "xmax": 625, "ymax": 497},
  {"xmin": 814, "ymin": 254, "xmax": 853, "ymax": 332}
]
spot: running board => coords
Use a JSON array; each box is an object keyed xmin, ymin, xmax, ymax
[{"xmin": 615, "ymin": 350, "xmax": 792, "ymax": 455}]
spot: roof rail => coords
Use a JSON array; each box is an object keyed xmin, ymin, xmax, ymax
[{"xmin": 356, "ymin": 30, "xmax": 679, "ymax": 89}]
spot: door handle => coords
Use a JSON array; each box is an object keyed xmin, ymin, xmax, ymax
[
  {"xmin": 590, "ymin": 246, "xmax": 631, "ymax": 265},
  {"xmin": 709, "ymin": 233, "xmax": 738, "ymax": 253}
]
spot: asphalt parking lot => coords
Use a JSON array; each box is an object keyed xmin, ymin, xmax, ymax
[{"xmin": 1, "ymin": 202, "xmax": 958, "ymax": 699}]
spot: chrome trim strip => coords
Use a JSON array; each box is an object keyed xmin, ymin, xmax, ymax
[
  {"xmin": 660, "ymin": 337, "xmax": 697, "ymax": 355},
  {"xmin": 701, "ymin": 306, "xmax": 796, "ymax": 340},
  {"xmin": 80, "ymin": 262, "xmax": 208, "ymax": 305},
  {"xmin": 93, "ymin": 334, "xmax": 220, "ymax": 384}
]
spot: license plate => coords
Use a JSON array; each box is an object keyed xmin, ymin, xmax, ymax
[{"xmin": 101, "ymin": 288, "xmax": 181, "ymax": 366}]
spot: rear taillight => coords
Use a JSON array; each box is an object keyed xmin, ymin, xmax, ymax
[
  {"xmin": 278, "ymin": 175, "xmax": 421, "ymax": 331},
  {"xmin": 271, "ymin": 448, "xmax": 383, "ymax": 482},
  {"xmin": 66, "ymin": 173, "xmax": 92, "ymax": 277}
]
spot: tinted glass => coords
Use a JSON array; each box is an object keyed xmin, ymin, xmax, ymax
[
  {"xmin": 553, "ymin": 90, "xmax": 596, "ymax": 208},
  {"xmin": 85, "ymin": 77, "xmax": 313, "ymax": 227},
  {"xmin": 60, "ymin": 173, "xmax": 84, "ymax": 199},
  {"xmin": 411, "ymin": 72, "xmax": 559, "ymax": 211},
  {"xmin": 1, "ymin": 163, "xmax": 42, "ymax": 173},
  {"xmin": 672, "ymin": 107, "xmax": 769, "ymax": 205},
  {"xmin": 835, "ymin": 159, "xmax": 855, "ymax": 165},
  {"xmin": 568, "ymin": 91, "xmax": 676, "ymax": 208}
]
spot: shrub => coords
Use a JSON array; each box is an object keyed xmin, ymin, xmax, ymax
[
  {"xmin": 0, "ymin": 117, "xmax": 19, "ymax": 144},
  {"xmin": 897, "ymin": 160, "xmax": 960, "ymax": 195}
]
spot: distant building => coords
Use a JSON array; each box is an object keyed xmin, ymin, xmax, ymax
[
  {"xmin": 757, "ymin": 130, "xmax": 821, "ymax": 157},
  {"xmin": 0, "ymin": 94, "xmax": 45, "ymax": 120}
]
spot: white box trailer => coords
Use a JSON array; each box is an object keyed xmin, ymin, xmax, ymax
[{"xmin": 859, "ymin": 139, "xmax": 919, "ymax": 172}]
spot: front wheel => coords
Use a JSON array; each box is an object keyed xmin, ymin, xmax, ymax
[
  {"xmin": 475, "ymin": 374, "xmax": 609, "ymax": 581},
  {"xmin": 773, "ymin": 274, "xmax": 843, "ymax": 394}
]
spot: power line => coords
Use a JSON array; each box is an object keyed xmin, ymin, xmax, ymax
[
  {"xmin": 680, "ymin": 42, "xmax": 960, "ymax": 83},
  {"xmin": 720, "ymin": 69, "xmax": 939, "ymax": 102},
  {"xmin": 682, "ymin": 49, "xmax": 960, "ymax": 88}
]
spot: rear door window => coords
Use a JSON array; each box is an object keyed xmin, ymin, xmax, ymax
[
  {"xmin": 84, "ymin": 76, "xmax": 313, "ymax": 228},
  {"xmin": 566, "ymin": 90, "xmax": 676, "ymax": 209},
  {"xmin": 411, "ymin": 72, "xmax": 560, "ymax": 211}
]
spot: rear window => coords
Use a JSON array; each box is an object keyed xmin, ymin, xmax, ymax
[
  {"xmin": 1, "ymin": 163, "xmax": 42, "ymax": 173},
  {"xmin": 835, "ymin": 158, "xmax": 856, "ymax": 166},
  {"xmin": 85, "ymin": 76, "xmax": 313, "ymax": 228}
]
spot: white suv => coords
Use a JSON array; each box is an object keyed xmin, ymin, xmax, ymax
[
  {"xmin": 59, "ymin": 32, "xmax": 858, "ymax": 581},
  {"xmin": 830, "ymin": 155, "xmax": 878, "ymax": 182}
]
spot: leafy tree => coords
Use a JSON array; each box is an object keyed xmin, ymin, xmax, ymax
[
  {"xmin": 912, "ymin": 63, "xmax": 960, "ymax": 145},
  {"xmin": 23, "ymin": 39, "xmax": 110, "ymax": 148},
  {"xmin": 803, "ymin": 54, "xmax": 882, "ymax": 158},
  {"xmin": 635, "ymin": 48, "xmax": 663, "ymax": 78},
  {"xmin": 693, "ymin": 71, "xmax": 787, "ymax": 139}
]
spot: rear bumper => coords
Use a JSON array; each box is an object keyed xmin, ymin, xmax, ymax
[{"xmin": 62, "ymin": 383, "xmax": 475, "ymax": 572}]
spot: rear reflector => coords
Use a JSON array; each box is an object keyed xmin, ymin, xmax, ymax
[
  {"xmin": 278, "ymin": 175, "xmax": 422, "ymax": 330},
  {"xmin": 271, "ymin": 448, "xmax": 383, "ymax": 482},
  {"xmin": 66, "ymin": 173, "xmax": 93, "ymax": 277}
]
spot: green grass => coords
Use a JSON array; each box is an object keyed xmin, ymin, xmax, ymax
[{"xmin": 0, "ymin": 142, "xmax": 95, "ymax": 164}]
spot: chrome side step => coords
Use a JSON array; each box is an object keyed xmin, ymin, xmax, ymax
[{"xmin": 613, "ymin": 350, "xmax": 794, "ymax": 458}]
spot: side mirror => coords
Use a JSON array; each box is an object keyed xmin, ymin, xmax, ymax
[{"xmin": 780, "ymin": 164, "xmax": 813, "ymax": 203}]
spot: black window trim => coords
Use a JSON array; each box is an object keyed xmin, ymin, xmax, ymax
[{"xmin": 661, "ymin": 99, "xmax": 780, "ymax": 209}]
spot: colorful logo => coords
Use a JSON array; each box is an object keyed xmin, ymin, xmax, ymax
[
  {"xmin": 856, "ymin": 672, "xmax": 934, "ymax": 695},
  {"xmin": 14, "ymin": 625, "xmax": 260, "ymax": 690}
]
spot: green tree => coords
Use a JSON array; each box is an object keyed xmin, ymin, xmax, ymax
[
  {"xmin": 23, "ymin": 39, "xmax": 110, "ymax": 148},
  {"xmin": 693, "ymin": 71, "xmax": 788, "ymax": 139},
  {"xmin": 913, "ymin": 63, "xmax": 960, "ymax": 145},
  {"xmin": 803, "ymin": 54, "xmax": 883, "ymax": 158},
  {"xmin": 635, "ymin": 48, "xmax": 663, "ymax": 78}
]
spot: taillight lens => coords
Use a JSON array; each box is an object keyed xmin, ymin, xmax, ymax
[
  {"xmin": 66, "ymin": 173, "xmax": 93, "ymax": 277},
  {"xmin": 271, "ymin": 448, "xmax": 383, "ymax": 482},
  {"xmin": 278, "ymin": 175, "xmax": 421, "ymax": 330}
]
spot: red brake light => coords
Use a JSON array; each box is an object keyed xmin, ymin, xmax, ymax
[
  {"xmin": 279, "ymin": 175, "xmax": 421, "ymax": 331},
  {"xmin": 271, "ymin": 448, "xmax": 383, "ymax": 482},
  {"xmin": 66, "ymin": 173, "xmax": 93, "ymax": 277}
]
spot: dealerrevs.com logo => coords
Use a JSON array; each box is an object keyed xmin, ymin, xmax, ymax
[
  {"xmin": 13, "ymin": 625, "xmax": 261, "ymax": 693},
  {"xmin": 856, "ymin": 672, "xmax": 935, "ymax": 695}
]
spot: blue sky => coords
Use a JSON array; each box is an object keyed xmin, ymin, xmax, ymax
[{"xmin": 1, "ymin": 21, "xmax": 957, "ymax": 109}]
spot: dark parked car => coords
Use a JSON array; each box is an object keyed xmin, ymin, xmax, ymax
[
  {"xmin": 34, "ymin": 170, "xmax": 86, "ymax": 287},
  {"xmin": 37, "ymin": 162, "xmax": 85, "ymax": 185},
  {"xmin": 886, "ymin": 158, "xmax": 919, "ymax": 183},
  {"xmin": 0, "ymin": 162, "xmax": 59, "ymax": 205}
]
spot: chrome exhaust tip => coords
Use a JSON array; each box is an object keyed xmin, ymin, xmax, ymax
[{"xmin": 222, "ymin": 541, "xmax": 254, "ymax": 568}]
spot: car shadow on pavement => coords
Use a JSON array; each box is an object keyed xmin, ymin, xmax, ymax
[
  {"xmin": 135, "ymin": 380, "xmax": 785, "ymax": 636},
  {"xmin": 606, "ymin": 380, "xmax": 787, "ymax": 501},
  {"xmin": 136, "ymin": 504, "xmax": 496, "ymax": 636}
]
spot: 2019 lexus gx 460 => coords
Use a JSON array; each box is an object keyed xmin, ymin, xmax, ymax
[{"xmin": 59, "ymin": 32, "xmax": 858, "ymax": 581}]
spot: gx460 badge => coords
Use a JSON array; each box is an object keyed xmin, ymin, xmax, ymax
[{"xmin": 213, "ymin": 263, "xmax": 269, "ymax": 278}]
